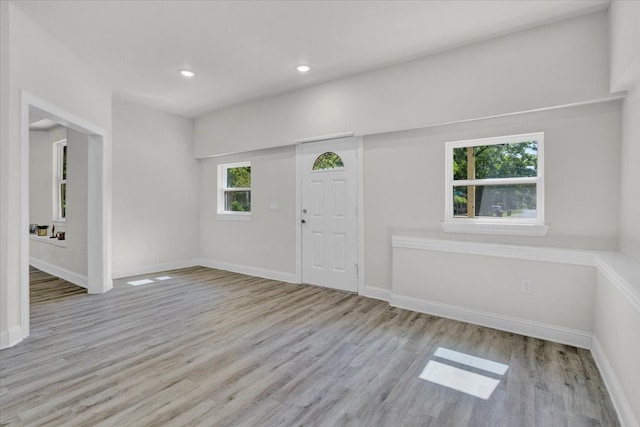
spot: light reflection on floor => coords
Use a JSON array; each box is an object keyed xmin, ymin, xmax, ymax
[
  {"xmin": 419, "ymin": 347, "xmax": 509, "ymax": 400},
  {"xmin": 127, "ymin": 279, "xmax": 155, "ymax": 286},
  {"xmin": 126, "ymin": 276, "xmax": 172, "ymax": 286},
  {"xmin": 434, "ymin": 347, "xmax": 509, "ymax": 375}
]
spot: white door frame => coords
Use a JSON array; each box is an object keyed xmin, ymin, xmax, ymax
[
  {"xmin": 295, "ymin": 134, "xmax": 364, "ymax": 294},
  {"xmin": 20, "ymin": 91, "xmax": 112, "ymax": 339}
]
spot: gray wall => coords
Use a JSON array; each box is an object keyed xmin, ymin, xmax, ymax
[
  {"xmin": 392, "ymin": 247, "xmax": 595, "ymax": 333},
  {"xmin": 29, "ymin": 129, "xmax": 56, "ymax": 227},
  {"xmin": 199, "ymin": 146, "xmax": 297, "ymax": 276},
  {"xmin": 594, "ymin": 270, "xmax": 640, "ymax": 424},
  {"xmin": 618, "ymin": 82, "xmax": 640, "ymax": 263},
  {"xmin": 30, "ymin": 127, "xmax": 88, "ymax": 279},
  {"xmin": 112, "ymin": 98, "xmax": 200, "ymax": 277},
  {"xmin": 611, "ymin": 1, "xmax": 640, "ymax": 264}
]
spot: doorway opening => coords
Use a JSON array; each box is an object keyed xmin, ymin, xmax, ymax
[{"xmin": 20, "ymin": 91, "xmax": 112, "ymax": 340}]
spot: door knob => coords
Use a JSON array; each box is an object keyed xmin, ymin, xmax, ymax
[{"xmin": 301, "ymin": 219, "xmax": 306, "ymax": 224}]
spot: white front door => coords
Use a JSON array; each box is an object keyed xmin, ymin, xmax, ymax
[{"xmin": 300, "ymin": 138, "xmax": 358, "ymax": 292}]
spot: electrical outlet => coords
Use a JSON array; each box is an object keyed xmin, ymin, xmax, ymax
[{"xmin": 521, "ymin": 280, "xmax": 532, "ymax": 293}]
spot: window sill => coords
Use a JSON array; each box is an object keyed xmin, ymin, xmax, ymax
[
  {"xmin": 217, "ymin": 213, "xmax": 252, "ymax": 221},
  {"xmin": 29, "ymin": 235, "xmax": 67, "ymax": 247},
  {"xmin": 441, "ymin": 221, "xmax": 549, "ymax": 237}
]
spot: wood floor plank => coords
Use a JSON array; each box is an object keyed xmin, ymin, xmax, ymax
[{"xmin": 0, "ymin": 266, "xmax": 621, "ymax": 426}]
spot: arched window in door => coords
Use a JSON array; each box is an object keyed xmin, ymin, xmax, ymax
[{"xmin": 312, "ymin": 152, "xmax": 344, "ymax": 170}]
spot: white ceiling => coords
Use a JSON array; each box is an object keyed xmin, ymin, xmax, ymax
[{"xmin": 14, "ymin": 0, "xmax": 610, "ymax": 119}]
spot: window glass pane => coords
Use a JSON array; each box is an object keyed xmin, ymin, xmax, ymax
[
  {"xmin": 453, "ymin": 141, "xmax": 538, "ymax": 180},
  {"xmin": 453, "ymin": 184, "xmax": 536, "ymax": 218},
  {"xmin": 60, "ymin": 182, "xmax": 66, "ymax": 218},
  {"xmin": 453, "ymin": 147, "xmax": 471, "ymax": 181},
  {"xmin": 62, "ymin": 145, "xmax": 67, "ymax": 180},
  {"xmin": 224, "ymin": 190, "xmax": 251, "ymax": 212},
  {"xmin": 226, "ymin": 166, "xmax": 251, "ymax": 188},
  {"xmin": 312, "ymin": 152, "xmax": 344, "ymax": 170},
  {"xmin": 453, "ymin": 187, "xmax": 469, "ymax": 217}
]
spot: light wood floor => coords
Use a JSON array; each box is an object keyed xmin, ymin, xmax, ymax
[{"xmin": 0, "ymin": 267, "xmax": 619, "ymax": 426}]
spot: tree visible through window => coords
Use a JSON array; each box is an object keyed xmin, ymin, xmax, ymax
[
  {"xmin": 446, "ymin": 133, "xmax": 544, "ymax": 223},
  {"xmin": 312, "ymin": 152, "xmax": 344, "ymax": 170},
  {"xmin": 218, "ymin": 162, "xmax": 251, "ymax": 214}
]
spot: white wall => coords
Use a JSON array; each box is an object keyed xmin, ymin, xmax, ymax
[
  {"xmin": 364, "ymin": 101, "xmax": 621, "ymax": 292},
  {"xmin": 0, "ymin": 0, "xmax": 11, "ymax": 346},
  {"xmin": 30, "ymin": 127, "xmax": 88, "ymax": 280},
  {"xmin": 0, "ymin": 2, "xmax": 112, "ymax": 346},
  {"xmin": 610, "ymin": 0, "xmax": 640, "ymax": 264},
  {"xmin": 29, "ymin": 129, "xmax": 55, "ymax": 227},
  {"xmin": 609, "ymin": 0, "xmax": 640, "ymax": 265},
  {"xmin": 199, "ymin": 146, "xmax": 297, "ymax": 278},
  {"xmin": 194, "ymin": 12, "xmax": 610, "ymax": 157},
  {"xmin": 392, "ymin": 247, "xmax": 595, "ymax": 339},
  {"xmin": 111, "ymin": 98, "xmax": 199, "ymax": 277},
  {"xmin": 593, "ymin": 270, "xmax": 640, "ymax": 426},
  {"xmin": 602, "ymin": 5, "xmax": 640, "ymax": 423},
  {"xmin": 609, "ymin": 1, "xmax": 640, "ymax": 93},
  {"xmin": 619, "ymin": 84, "xmax": 640, "ymax": 263}
]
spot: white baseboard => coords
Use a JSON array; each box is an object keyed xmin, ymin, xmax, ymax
[
  {"xmin": 0, "ymin": 325, "xmax": 23, "ymax": 349},
  {"xmin": 112, "ymin": 259, "xmax": 201, "ymax": 279},
  {"xmin": 389, "ymin": 293, "xmax": 592, "ymax": 349},
  {"xmin": 197, "ymin": 259, "xmax": 298, "ymax": 284},
  {"xmin": 30, "ymin": 257, "xmax": 88, "ymax": 288},
  {"xmin": 591, "ymin": 337, "xmax": 640, "ymax": 427},
  {"xmin": 362, "ymin": 285, "xmax": 391, "ymax": 302}
]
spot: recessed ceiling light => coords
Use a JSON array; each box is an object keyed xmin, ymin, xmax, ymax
[
  {"xmin": 296, "ymin": 64, "xmax": 311, "ymax": 73},
  {"xmin": 179, "ymin": 69, "xmax": 195, "ymax": 78}
]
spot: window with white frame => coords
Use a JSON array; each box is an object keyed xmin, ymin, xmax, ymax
[
  {"xmin": 443, "ymin": 132, "xmax": 547, "ymax": 236},
  {"xmin": 53, "ymin": 139, "xmax": 67, "ymax": 221},
  {"xmin": 218, "ymin": 162, "xmax": 251, "ymax": 218}
]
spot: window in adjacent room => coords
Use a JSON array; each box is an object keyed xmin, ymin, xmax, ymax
[
  {"xmin": 443, "ymin": 132, "xmax": 547, "ymax": 236},
  {"xmin": 218, "ymin": 161, "xmax": 251, "ymax": 219},
  {"xmin": 53, "ymin": 139, "xmax": 67, "ymax": 221}
]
